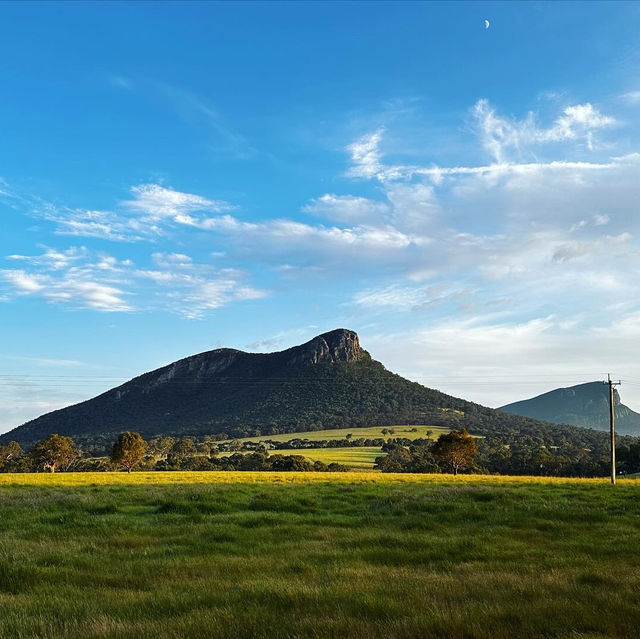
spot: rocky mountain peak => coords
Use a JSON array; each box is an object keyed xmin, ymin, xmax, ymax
[{"xmin": 285, "ymin": 328, "xmax": 365, "ymax": 366}]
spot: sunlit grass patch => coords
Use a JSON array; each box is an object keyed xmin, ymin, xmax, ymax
[
  {"xmin": 1, "ymin": 472, "xmax": 639, "ymax": 637},
  {"xmin": 234, "ymin": 424, "xmax": 450, "ymax": 444},
  {"xmin": 218, "ymin": 446, "xmax": 384, "ymax": 469},
  {"xmin": 0, "ymin": 470, "xmax": 625, "ymax": 487}
]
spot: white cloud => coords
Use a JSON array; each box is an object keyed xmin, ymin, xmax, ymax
[
  {"xmin": 620, "ymin": 90, "xmax": 640, "ymax": 105},
  {"xmin": 363, "ymin": 313, "xmax": 640, "ymax": 411},
  {"xmin": 541, "ymin": 103, "xmax": 615, "ymax": 142},
  {"xmin": 303, "ymin": 194, "xmax": 390, "ymax": 223},
  {"xmin": 341, "ymin": 127, "xmax": 616, "ymax": 184},
  {"xmin": 65, "ymin": 281, "xmax": 131, "ymax": 311},
  {"xmin": 551, "ymin": 233, "xmax": 631, "ymax": 263},
  {"xmin": 472, "ymin": 99, "xmax": 615, "ymax": 161},
  {"xmin": 40, "ymin": 184, "xmax": 236, "ymax": 242},
  {"xmin": 346, "ymin": 129, "xmax": 385, "ymax": 179},
  {"xmin": 124, "ymin": 183, "xmax": 233, "ymax": 220},
  {"xmin": 6, "ymin": 95, "xmax": 639, "ymax": 388},
  {"xmin": 0, "ymin": 267, "xmax": 130, "ymax": 311},
  {"xmin": 472, "ymin": 99, "xmax": 522, "ymax": 163},
  {"xmin": 385, "ymin": 183, "xmax": 441, "ymax": 230},
  {"xmin": 179, "ymin": 279, "xmax": 267, "ymax": 320},
  {"xmin": 353, "ymin": 283, "xmax": 472, "ymax": 312},
  {"xmin": 45, "ymin": 208, "xmax": 148, "ymax": 242},
  {"xmin": 187, "ymin": 214, "xmax": 425, "ymax": 268},
  {"xmin": 151, "ymin": 252, "xmax": 193, "ymax": 267},
  {"xmin": 0, "ymin": 353, "xmax": 85, "ymax": 367},
  {"xmin": 1, "ymin": 270, "xmax": 45, "ymax": 293},
  {"xmin": 1, "ymin": 247, "xmax": 267, "ymax": 317},
  {"xmin": 8, "ymin": 246, "xmax": 87, "ymax": 269}
]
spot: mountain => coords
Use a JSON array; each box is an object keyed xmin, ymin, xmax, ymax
[
  {"xmin": 0, "ymin": 329, "xmax": 616, "ymax": 450},
  {"xmin": 499, "ymin": 382, "xmax": 640, "ymax": 435}
]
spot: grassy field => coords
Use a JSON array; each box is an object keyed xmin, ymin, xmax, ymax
[
  {"xmin": 235, "ymin": 424, "xmax": 449, "ymax": 444},
  {"xmin": 278, "ymin": 447, "xmax": 383, "ymax": 469},
  {"xmin": 231, "ymin": 425, "xmax": 450, "ymax": 469},
  {"xmin": 218, "ymin": 447, "xmax": 383, "ymax": 470},
  {"xmin": 1, "ymin": 472, "xmax": 640, "ymax": 638}
]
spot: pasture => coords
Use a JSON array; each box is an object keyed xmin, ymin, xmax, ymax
[
  {"xmin": 217, "ymin": 447, "xmax": 383, "ymax": 470},
  {"xmin": 278, "ymin": 446, "xmax": 383, "ymax": 469},
  {"xmin": 235, "ymin": 424, "xmax": 449, "ymax": 444},
  {"xmin": 1, "ymin": 472, "xmax": 639, "ymax": 638},
  {"xmin": 230, "ymin": 424, "xmax": 452, "ymax": 469}
]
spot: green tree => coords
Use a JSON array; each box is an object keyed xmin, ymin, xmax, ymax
[
  {"xmin": 432, "ymin": 428, "xmax": 477, "ymax": 475},
  {"xmin": 30, "ymin": 434, "xmax": 80, "ymax": 473},
  {"xmin": 168, "ymin": 437, "xmax": 196, "ymax": 467},
  {"xmin": 111, "ymin": 431, "xmax": 147, "ymax": 473},
  {"xmin": 0, "ymin": 441, "xmax": 23, "ymax": 471},
  {"xmin": 0, "ymin": 441, "xmax": 23, "ymax": 463},
  {"xmin": 374, "ymin": 447, "xmax": 412, "ymax": 472},
  {"xmin": 148, "ymin": 436, "xmax": 175, "ymax": 459}
]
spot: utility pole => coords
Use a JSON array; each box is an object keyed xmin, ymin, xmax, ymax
[{"xmin": 604, "ymin": 374, "xmax": 621, "ymax": 485}]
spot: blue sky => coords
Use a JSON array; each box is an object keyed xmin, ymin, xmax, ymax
[{"xmin": 2, "ymin": 1, "xmax": 640, "ymax": 434}]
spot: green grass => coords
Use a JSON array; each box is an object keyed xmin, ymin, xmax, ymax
[
  {"xmin": 230, "ymin": 424, "xmax": 454, "ymax": 469},
  {"xmin": 218, "ymin": 447, "xmax": 383, "ymax": 470},
  {"xmin": 235, "ymin": 424, "xmax": 449, "ymax": 444},
  {"xmin": 1, "ymin": 472, "xmax": 640, "ymax": 638},
  {"xmin": 275, "ymin": 447, "xmax": 383, "ymax": 469}
]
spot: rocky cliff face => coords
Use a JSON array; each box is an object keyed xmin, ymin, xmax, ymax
[{"xmin": 283, "ymin": 329, "xmax": 366, "ymax": 367}]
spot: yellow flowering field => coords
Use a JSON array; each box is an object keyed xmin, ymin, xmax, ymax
[{"xmin": 0, "ymin": 469, "xmax": 624, "ymax": 487}]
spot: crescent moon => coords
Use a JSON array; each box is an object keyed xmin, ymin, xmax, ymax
[{"xmin": 485, "ymin": 19, "xmax": 490, "ymax": 29}]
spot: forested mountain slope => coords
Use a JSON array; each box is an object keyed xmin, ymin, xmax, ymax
[
  {"xmin": 500, "ymin": 382, "xmax": 640, "ymax": 436},
  {"xmin": 0, "ymin": 329, "xmax": 622, "ymax": 452}
]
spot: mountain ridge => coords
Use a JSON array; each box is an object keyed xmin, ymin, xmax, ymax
[
  {"xmin": 499, "ymin": 381, "xmax": 640, "ymax": 435},
  {"xmin": 0, "ymin": 329, "xmax": 626, "ymax": 450}
]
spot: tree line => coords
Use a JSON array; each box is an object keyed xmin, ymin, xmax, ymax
[
  {"xmin": 0, "ymin": 432, "xmax": 349, "ymax": 473},
  {"xmin": 376, "ymin": 430, "xmax": 640, "ymax": 477},
  {"xmin": 2, "ymin": 427, "xmax": 639, "ymax": 477}
]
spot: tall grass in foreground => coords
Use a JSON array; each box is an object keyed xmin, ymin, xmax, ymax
[{"xmin": 0, "ymin": 472, "xmax": 639, "ymax": 638}]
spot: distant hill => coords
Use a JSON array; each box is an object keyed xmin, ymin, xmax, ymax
[
  {"xmin": 500, "ymin": 382, "xmax": 640, "ymax": 435},
  {"xmin": 0, "ymin": 329, "xmax": 619, "ymax": 450}
]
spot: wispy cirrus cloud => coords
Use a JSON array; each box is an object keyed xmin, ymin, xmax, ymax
[
  {"xmin": 2, "ymin": 90, "xmax": 640, "ymax": 411},
  {"xmin": 0, "ymin": 247, "xmax": 267, "ymax": 317},
  {"xmin": 5, "ymin": 97, "xmax": 639, "ymax": 343},
  {"xmin": 354, "ymin": 283, "xmax": 473, "ymax": 312},
  {"xmin": 0, "ymin": 267, "xmax": 131, "ymax": 311},
  {"xmin": 40, "ymin": 183, "xmax": 236, "ymax": 242},
  {"xmin": 155, "ymin": 83, "xmax": 264, "ymax": 160},
  {"xmin": 344, "ymin": 99, "xmax": 618, "ymax": 183},
  {"xmin": 473, "ymin": 99, "xmax": 615, "ymax": 160},
  {"xmin": 0, "ymin": 353, "xmax": 85, "ymax": 367},
  {"xmin": 7, "ymin": 246, "xmax": 88, "ymax": 269},
  {"xmin": 107, "ymin": 77, "xmax": 264, "ymax": 161},
  {"xmin": 124, "ymin": 183, "xmax": 233, "ymax": 221},
  {"xmin": 303, "ymin": 194, "xmax": 390, "ymax": 224},
  {"xmin": 346, "ymin": 128, "xmax": 385, "ymax": 179},
  {"xmin": 620, "ymin": 90, "xmax": 640, "ymax": 105}
]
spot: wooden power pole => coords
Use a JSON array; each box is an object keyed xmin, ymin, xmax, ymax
[{"xmin": 604, "ymin": 374, "xmax": 621, "ymax": 485}]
